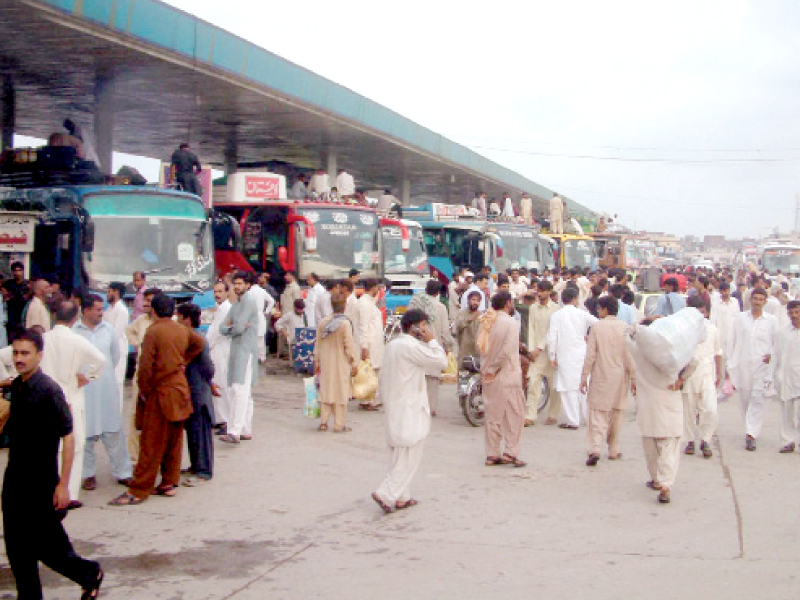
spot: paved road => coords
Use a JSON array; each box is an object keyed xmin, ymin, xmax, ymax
[{"xmin": 2, "ymin": 359, "xmax": 800, "ymax": 599}]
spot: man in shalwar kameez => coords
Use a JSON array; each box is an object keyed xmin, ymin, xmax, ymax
[
  {"xmin": 630, "ymin": 324, "xmax": 698, "ymax": 504},
  {"xmin": 548, "ymin": 287, "xmax": 598, "ymax": 429},
  {"xmin": 109, "ymin": 294, "xmax": 205, "ymax": 505},
  {"xmin": 479, "ymin": 291, "xmax": 526, "ymax": 467},
  {"xmin": 103, "ymin": 282, "xmax": 129, "ymax": 408},
  {"xmin": 219, "ymin": 272, "xmax": 259, "ymax": 443},
  {"xmin": 357, "ymin": 279, "xmax": 385, "ymax": 411},
  {"xmin": 41, "ymin": 300, "xmax": 106, "ymax": 508},
  {"xmin": 580, "ymin": 296, "xmax": 635, "ymax": 466},
  {"xmin": 314, "ymin": 294, "xmax": 358, "ymax": 432},
  {"xmin": 372, "ymin": 309, "xmax": 447, "ymax": 513},
  {"xmin": 774, "ymin": 300, "xmax": 800, "ymax": 453},
  {"xmin": 74, "ymin": 295, "xmax": 133, "ymax": 490},
  {"xmin": 207, "ymin": 281, "xmax": 232, "ymax": 433},
  {"xmin": 682, "ymin": 297, "xmax": 723, "ymax": 458},
  {"xmin": 727, "ymin": 287, "xmax": 778, "ymax": 451}
]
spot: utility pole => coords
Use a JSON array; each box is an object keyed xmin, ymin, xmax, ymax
[{"xmin": 795, "ymin": 193, "xmax": 799, "ymax": 234}]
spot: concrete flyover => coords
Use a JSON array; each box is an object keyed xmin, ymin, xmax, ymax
[{"xmin": 0, "ymin": 0, "xmax": 594, "ymax": 217}]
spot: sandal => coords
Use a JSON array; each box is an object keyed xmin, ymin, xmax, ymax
[
  {"xmin": 501, "ymin": 453, "xmax": 527, "ymax": 468},
  {"xmin": 81, "ymin": 569, "xmax": 104, "ymax": 599},
  {"xmin": 334, "ymin": 426, "xmax": 352, "ymax": 433},
  {"xmin": 108, "ymin": 493, "xmax": 144, "ymax": 506},
  {"xmin": 395, "ymin": 499, "xmax": 418, "ymax": 511},
  {"xmin": 318, "ymin": 424, "xmax": 328, "ymax": 431},
  {"xmin": 239, "ymin": 435, "xmax": 253, "ymax": 441},
  {"xmin": 371, "ymin": 492, "xmax": 394, "ymax": 514},
  {"xmin": 219, "ymin": 434, "xmax": 240, "ymax": 444},
  {"xmin": 646, "ymin": 480, "xmax": 662, "ymax": 491},
  {"xmin": 485, "ymin": 456, "xmax": 503, "ymax": 466},
  {"xmin": 154, "ymin": 484, "xmax": 177, "ymax": 497},
  {"xmin": 359, "ymin": 404, "xmax": 380, "ymax": 411}
]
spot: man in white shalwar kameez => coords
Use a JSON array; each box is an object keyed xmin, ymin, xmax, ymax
[
  {"xmin": 372, "ymin": 309, "xmax": 447, "ymax": 513},
  {"xmin": 41, "ymin": 300, "xmax": 106, "ymax": 507},
  {"xmin": 682, "ymin": 297, "xmax": 723, "ymax": 459},
  {"xmin": 774, "ymin": 300, "xmax": 800, "ymax": 453},
  {"xmin": 74, "ymin": 294, "xmax": 133, "ymax": 488},
  {"xmin": 548, "ymin": 287, "xmax": 597, "ymax": 428},
  {"xmin": 103, "ymin": 282, "xmax": 130, "ymax": 409},
  {"xmin": 247, "ymin": 274, "xmax": 274, "ymax": 364},
  {"xmin": 728, "ymin": 288, "xmax": 779, "ymax": 451},
  {"xmin": 208, "ymin": 281, "xmax": 232, "ymax": 431},
  {"xmin": 710, "ymin": 281, "xmax": 740, "ymax": 398},
  {"xmin": 357, "ymin": 279, "xmax": 385, "ymax": 410}
]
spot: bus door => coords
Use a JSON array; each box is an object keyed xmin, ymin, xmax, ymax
[
  {"xmin": 242, "ymin": 206, "xmax": 289, "ymax": 275},
  {"xmin": 31, "ymin": 218, "xmax": 80, "ymax": 293}
]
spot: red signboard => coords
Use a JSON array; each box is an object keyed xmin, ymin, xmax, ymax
[{"xmin": 245, "ymin": 175, "xmax": 281, "ymax": 199}]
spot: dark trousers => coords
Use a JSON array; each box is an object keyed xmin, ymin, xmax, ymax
[
  {"xmin": 185, "ymin": 404, "xmax": 214, "ymax": 478},
  {"xmin": 177, "ymin": 172, "xmax": 202, "ymax": 197},
  {"xmin": 2, "ymin": 492, "xmax": 100, "ymax": 599},
  {"xmin": 129, "ymin": 401, "xmax": 183, "ymax": 499}
]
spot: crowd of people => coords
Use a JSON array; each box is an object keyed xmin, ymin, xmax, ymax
[{"xmin": 3, "ymin": 256, "xmax": 800, "ymax": 597}]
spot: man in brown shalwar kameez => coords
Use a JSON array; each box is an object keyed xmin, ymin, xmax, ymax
[
  {"xmin": 580, "ymin": 295, "xmax": 636, "ymax": 466},
  {"xmin": 109, "ymin": 294, "xmax": 205, "ymax": 505},
  {"xmin": 315, "ymin": 293, "xmax": 358, "ymax": 432},
  {"xmin": 480, "ymin": 291, "xmax": 526, "ymax": 467}
]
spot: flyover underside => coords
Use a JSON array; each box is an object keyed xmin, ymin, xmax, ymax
[{"xmin": 0, "ymin": 0, "xmax": 575, "ymax": 216}]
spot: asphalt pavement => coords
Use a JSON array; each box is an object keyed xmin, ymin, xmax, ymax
[{"xmin": 1, "ymin": 357, "xmax": 799, "ymax": 600}]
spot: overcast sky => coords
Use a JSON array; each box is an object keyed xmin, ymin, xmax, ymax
[{"xmin": 28, "ymin": 0, "xmax": 800, "ymax": 240}]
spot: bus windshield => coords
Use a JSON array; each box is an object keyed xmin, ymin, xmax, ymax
[
  {"xmin": 383, "ymin": 225, "xmax": 428, "ymax": 275},
  {"xmin": 762, "ymin": 248, "xmax": 800, "ymax": 274},
  {"xmin": 83, "ymin": 194, "xmax": 213, "ymax": 287},
  {"xmin": 625, "ymin": 241, "xmax": 657, "ymax": 268},
  {"xmin": 563, "ymin": 239, "xmax": 596, "ymax": 269},
  {"xmin": 298, "ymin": 208, "xmax": 379, "ymax": 279},
  {"xmin": 496, "ymin": 228, "xmax": 538, "ymax": 270},
  {"xmin": 423, "ymin": 226, "xmax": 484, "ymax": 271}
]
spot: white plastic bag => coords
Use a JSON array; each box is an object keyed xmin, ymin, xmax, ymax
[{"xmin": 635, "ymin": 307, "xmax": 706, "ymax": 379}]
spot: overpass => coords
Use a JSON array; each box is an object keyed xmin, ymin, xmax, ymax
[{"xmin": 0, "ymin": 0, "xmax": 595, "ymax": 218}]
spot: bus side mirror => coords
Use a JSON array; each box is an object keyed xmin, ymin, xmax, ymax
[
  {"xmin": 277, "ymin": 246, "xmax": 289, "ymax": 271},
  {"xmin": 82, "ymin": 219, "xmax": 95, "ymax": 252}
]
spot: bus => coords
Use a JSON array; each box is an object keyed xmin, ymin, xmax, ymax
[
  {"xmin": 212, "ymin": 172, "xmax": 385, "ymax": 282},
  {"xmin": 381, "ymin": 219, "xmax": 430, "ymax": 311},
  {"xmin": 591, "ymin": 233, "xmax": 659, "ymax": 270},
  {"xmin": 484, "ymin": 222, "xmax": 556, "ymax": 273},
  {"xmin": 0, "ymin": 147, "xmax": 214, "ymax": 307},
  {"xmin": 760, "ymin": 244, "xmax": 800, "ymax": 276}
]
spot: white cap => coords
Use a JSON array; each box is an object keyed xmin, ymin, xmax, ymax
[{"xmin": 464, "ymin": 271, "xmax": 475, "ymax": 277}]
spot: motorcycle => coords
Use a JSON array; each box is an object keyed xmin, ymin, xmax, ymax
[
  {"xmin": 457, "ymin": 355, "xmax": 484, "ymax": 427},
  {"xmin": 457, "ymin": 354, "xmax": 551, "ymax": 428}
]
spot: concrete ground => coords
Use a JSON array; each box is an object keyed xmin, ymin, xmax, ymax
[{"xmin": 2, "ymin": 358, "xmax": 800, "ymax": 599}]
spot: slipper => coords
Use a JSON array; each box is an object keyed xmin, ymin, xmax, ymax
[
  {"xmin": 359, "ymin": 404, "xmax": 380, "ymax": 411},
  {"xmin": 108, "ymin": 492, "xmax": 144, "ymax": 506},
  {"xmin": 81, "ymin": 569, "xmax": 103, "ymax": 600},
  {"xmin": 501, "ymin": 454, "xmax": 527, "ymax": 468},
  {"xmin": 558, "ymin": 423, "xmax": 578, "ymax": 430},
  {"xmin": 239, "ymin": 435, "xmax": 253, "ymax": 441},
  {"xmin": 645, "ymin": 480, "xmax": 662, "ymax": 491},
  {"xmin": 318, "ymin": 424, "xmax": 328, "ymax": 431},
  {"xmin": 219, "ymin": 434, "xmax": 240, "ymax": 444},
  {"xmin": 485, "ymin": 456, "xmax": 503, "ymax": 466},
  {"xmin": 395, "ymin": 499, "xmax": 418, "ymax": 511},
  {"xmin": 334, "ymin": 426, "xmax": 352, "ymax": 433},
  {"xmin": 371, "ymin": 492, "xmax": 394, "ymax": 514},
  {"xmin": 154, "ymin": 484, "xmax": 177, "ymax": 497}
]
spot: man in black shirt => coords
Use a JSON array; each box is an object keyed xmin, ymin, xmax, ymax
[
  {"xmin": 3, "ymin": 261, "xmax": 28, "ymax": 337},
  {"xmin": 170, "ymin": 143, "xmax": 202, "ymax": 197},
  {"xmin": 2, "ymin": 329, "xmax": 103, "ymax": 599}
]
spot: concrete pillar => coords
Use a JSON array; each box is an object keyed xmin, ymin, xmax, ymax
[
  {"xmin": 326, "ymin": 147, "xmax": 337, "ymax": 179},
  {"xmin": 93, "ymin": 70, "xmax": 115, "ymax": 172},
  {"xmin": 1, "ymin": 74, "xmax": 14, "ymax": 152},
  {"xmin": 401, "ymin": 177, "xmax": 411, "ymax": 206},
  {"xmin": 224, "ymin": 129, "xmax": 238, "ymax": 176}
]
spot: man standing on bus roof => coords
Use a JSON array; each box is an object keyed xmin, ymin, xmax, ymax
[
  {"xmin": 308, "ymin": 169, "xmax": 330, "ymax": 198},
  {"xmin": 335, "ymin": 169, "xmax": 356, "ymax": 199},
  {"xmin": 549, "ymin": 192, "xmax": 564, "ymax": 235},
  {"xmin": 520, "ymin": 193, "xmax": 533, "ymax": 226},
  {"xmin": 289, "ymin": 174, "xmax": 307, "ymax": 200},
  {"xmin": 170, "ymin": 143, "xmax": 202, "ymax": 197}
]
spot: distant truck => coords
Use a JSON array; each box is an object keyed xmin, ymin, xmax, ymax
[{"xmin": 591, "ymin": 233, "xmax": 659, "ymax": 271}]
